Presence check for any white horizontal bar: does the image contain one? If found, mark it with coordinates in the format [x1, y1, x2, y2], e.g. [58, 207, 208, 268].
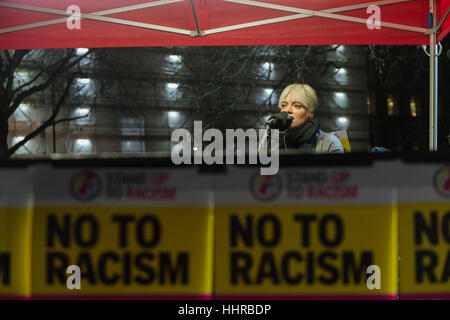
[0, 0, 191, 35]
[0, 17, 67, 34]
[204, 13, 307, 35]
[219, 0, 428, 34]
[81, 12, 192, 35]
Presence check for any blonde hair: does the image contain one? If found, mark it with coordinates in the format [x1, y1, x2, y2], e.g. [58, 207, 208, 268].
[278, 83, 318, 113]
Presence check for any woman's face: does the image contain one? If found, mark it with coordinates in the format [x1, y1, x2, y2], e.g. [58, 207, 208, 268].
[280, 93, 313, 131]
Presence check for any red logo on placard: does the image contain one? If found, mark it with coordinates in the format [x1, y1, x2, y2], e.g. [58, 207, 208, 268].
[434, 167, 450, 197]
[70, 171, 102, 201]
[250, 173, 282, 201]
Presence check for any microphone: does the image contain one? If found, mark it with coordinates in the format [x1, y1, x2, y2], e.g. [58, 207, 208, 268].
[266, 112, 293, 130]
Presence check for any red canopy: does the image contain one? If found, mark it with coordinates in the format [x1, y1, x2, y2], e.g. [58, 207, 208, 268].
[439, 0, 450, 41]
[0, 0, 448, 49]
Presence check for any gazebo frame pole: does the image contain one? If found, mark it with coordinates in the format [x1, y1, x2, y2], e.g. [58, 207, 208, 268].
[429, 0, 438, 151]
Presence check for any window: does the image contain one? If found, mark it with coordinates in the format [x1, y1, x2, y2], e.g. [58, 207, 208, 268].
[165, 82, 181, 100]
[258, 88, 276, 104]
[167, 55, 182, 63]
[387, 95, 396, 116]
[13, 70, 31, 89]
[335, 116, 350, 130]
[12, 136, 37, 155]
[334, 92, 348, 108]
[76, 48, 89, 55]
[73, 106, 95, 125]
[334, 67, 347, 84]
[14, 103, 36, 122]
[76, 77, 95, 96]
[409, 97, 417, 117]
[73, 139, 93, 154]
[75, 48, 92, 66]
[260, 62, 275, 79]
[167, 83, 179, 89]
[262, 62, 274, 70]
[164, 55, 182, 73]
[120, 117, 145, 136]
[168, 111, 181, 128]
[367, 97, 372, 115]
[121, 140, 146, 153]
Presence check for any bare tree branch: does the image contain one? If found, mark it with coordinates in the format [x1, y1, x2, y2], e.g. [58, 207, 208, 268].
[5, 50, 29, 96]
[13, 49, 92, 95]
[8, 75, 75, 156]
[7, 50, 91, 117]
[53, 114, 89, 126]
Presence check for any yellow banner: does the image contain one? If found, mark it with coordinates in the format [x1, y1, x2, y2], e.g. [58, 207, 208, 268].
[0, 208, 32, 298]
[331, 130, 351, 152]
[215, 205, 397, 299]
[32, 206, 213, 298]
[399, 203, 450, 299]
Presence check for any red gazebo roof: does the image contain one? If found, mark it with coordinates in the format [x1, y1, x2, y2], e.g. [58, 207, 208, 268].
[0, 0, 448, 50]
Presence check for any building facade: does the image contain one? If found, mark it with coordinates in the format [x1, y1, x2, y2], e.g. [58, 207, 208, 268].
[7, 45, 371, 157]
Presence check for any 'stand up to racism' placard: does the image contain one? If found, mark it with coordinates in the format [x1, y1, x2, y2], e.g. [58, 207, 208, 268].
[214, 165, 398, 299]
[31, 166, 213, 299]
[398, 164, 450, 299]
[0, 169, 33, 299]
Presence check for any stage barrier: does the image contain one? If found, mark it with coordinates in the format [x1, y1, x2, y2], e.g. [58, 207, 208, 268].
[0, 167, 33, 299]
[214, 164, 397, 299]
[396, 162, 450, 299]
[0, 155, 448, 299]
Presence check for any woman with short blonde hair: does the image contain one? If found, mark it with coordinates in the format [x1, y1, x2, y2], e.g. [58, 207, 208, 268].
[277, 83, 344, 153]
